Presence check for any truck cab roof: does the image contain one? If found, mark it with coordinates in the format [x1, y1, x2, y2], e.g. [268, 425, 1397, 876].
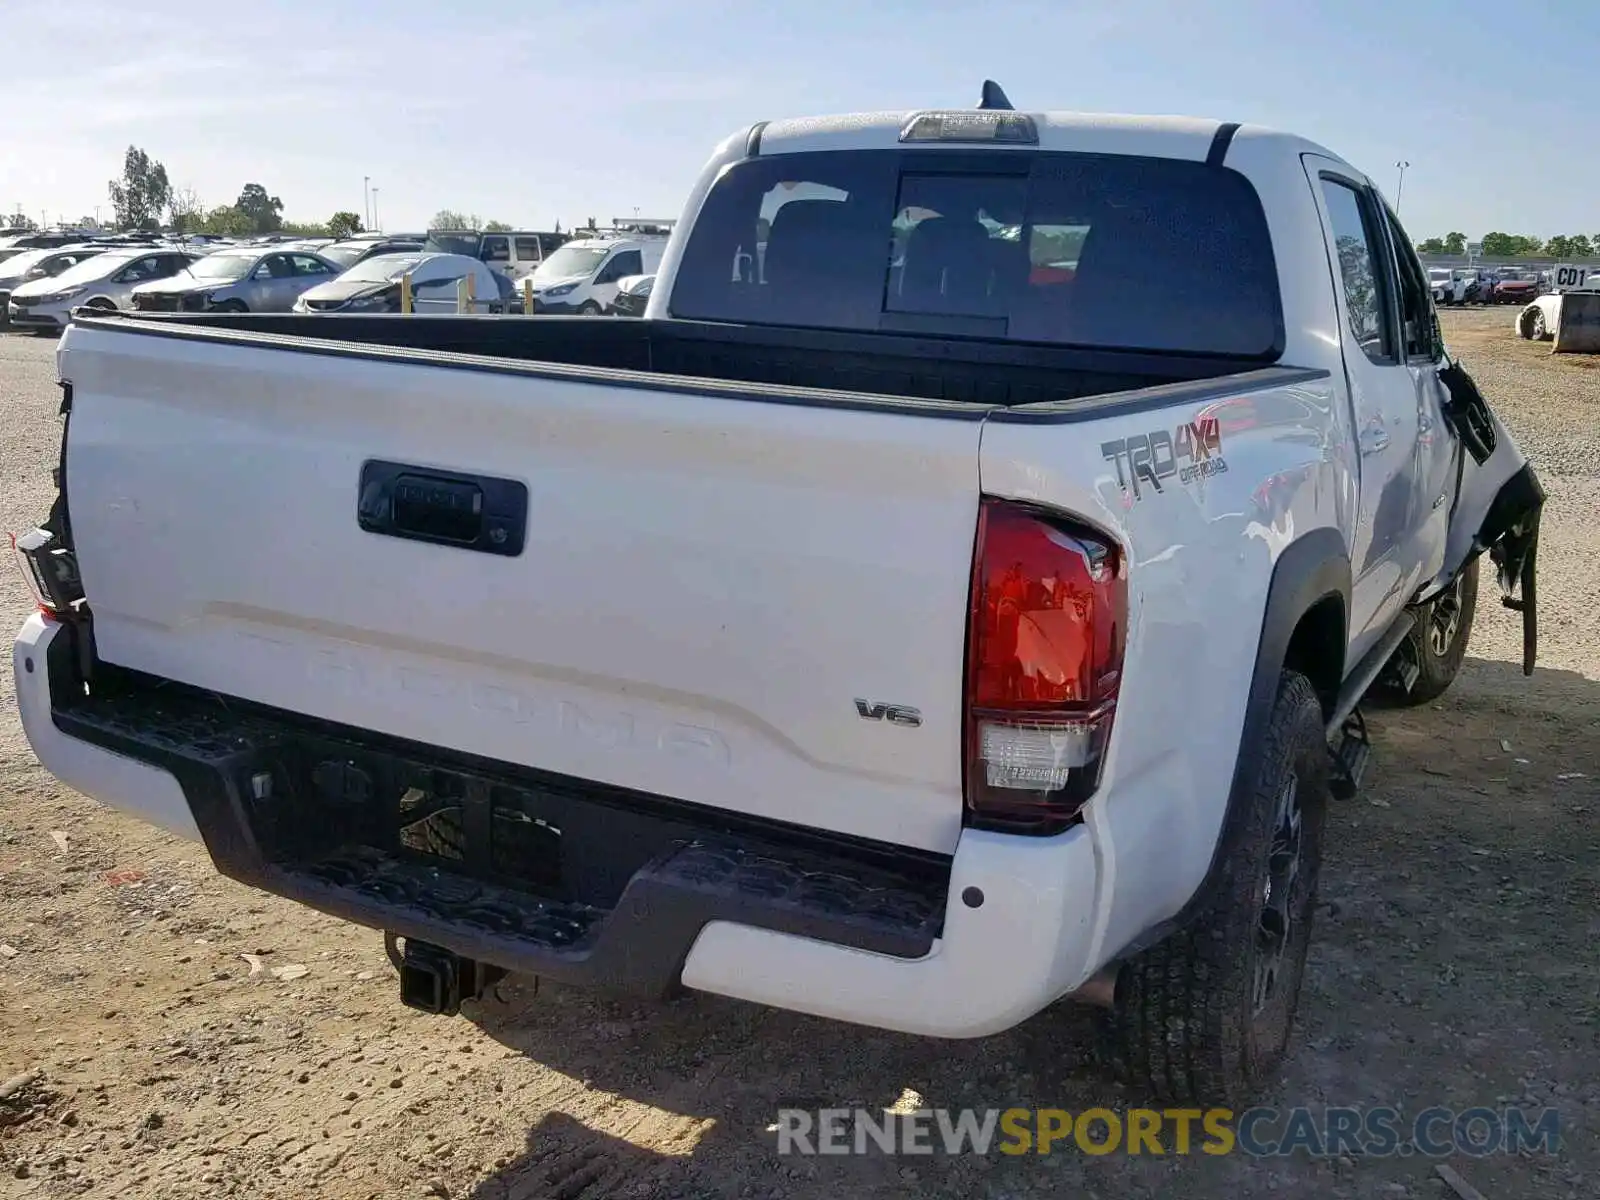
[753, 108, 1341, 169]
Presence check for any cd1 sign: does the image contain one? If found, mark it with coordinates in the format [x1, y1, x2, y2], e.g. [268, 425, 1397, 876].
[1553, 265, 1591, 290]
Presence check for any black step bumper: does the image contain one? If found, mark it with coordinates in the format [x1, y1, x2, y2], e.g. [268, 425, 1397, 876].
[48, 649, 948, 996]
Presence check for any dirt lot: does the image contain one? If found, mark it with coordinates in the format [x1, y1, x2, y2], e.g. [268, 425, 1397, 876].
[0, 309, 1596, 1199]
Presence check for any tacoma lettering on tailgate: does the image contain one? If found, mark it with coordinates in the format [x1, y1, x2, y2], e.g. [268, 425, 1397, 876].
[235, 633, 733, 767]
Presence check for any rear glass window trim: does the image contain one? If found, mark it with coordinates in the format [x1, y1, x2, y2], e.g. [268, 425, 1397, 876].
[670, 148, 1286, 361]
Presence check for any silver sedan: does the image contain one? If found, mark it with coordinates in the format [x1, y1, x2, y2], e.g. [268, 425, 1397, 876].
[130, 249, 342, 313]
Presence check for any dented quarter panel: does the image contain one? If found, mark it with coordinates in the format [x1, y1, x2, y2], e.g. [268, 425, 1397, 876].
[979, 368, 1351, 966]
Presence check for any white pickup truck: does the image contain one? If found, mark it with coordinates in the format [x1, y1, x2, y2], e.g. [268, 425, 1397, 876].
[13, 86, 1543, 1102]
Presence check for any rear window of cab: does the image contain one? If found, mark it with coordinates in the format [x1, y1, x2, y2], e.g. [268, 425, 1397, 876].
[670, 149, 1284, 359]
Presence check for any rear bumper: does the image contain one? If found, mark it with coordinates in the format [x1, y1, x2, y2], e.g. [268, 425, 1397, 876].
[14, 614, 1103, 1037]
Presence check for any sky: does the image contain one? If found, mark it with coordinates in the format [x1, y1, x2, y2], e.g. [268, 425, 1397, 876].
[6, 0, 1597, 240]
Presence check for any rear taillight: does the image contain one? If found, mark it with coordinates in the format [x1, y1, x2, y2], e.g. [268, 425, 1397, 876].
[11, 528, 83, 618]
[964, 499, 1127, 834]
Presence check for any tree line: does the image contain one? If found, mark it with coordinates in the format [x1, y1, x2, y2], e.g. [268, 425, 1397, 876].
[95, 145, 366, 239]
[92, 146, 544, 238]
[1416, 230, 1600, 258]
[428, 211, 516, 233]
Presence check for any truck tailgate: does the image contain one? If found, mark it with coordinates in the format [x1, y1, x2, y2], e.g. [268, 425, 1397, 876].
[58, 326, 984, 853]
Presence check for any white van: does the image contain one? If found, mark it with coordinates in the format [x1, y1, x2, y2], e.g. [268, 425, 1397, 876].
[525, 235, 669, 315]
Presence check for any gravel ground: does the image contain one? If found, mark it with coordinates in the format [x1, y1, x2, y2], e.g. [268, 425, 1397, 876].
[0, 310, 1596, 1200]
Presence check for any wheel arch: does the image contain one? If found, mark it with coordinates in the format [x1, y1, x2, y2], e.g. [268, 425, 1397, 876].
[1282, 592, 1347, 721]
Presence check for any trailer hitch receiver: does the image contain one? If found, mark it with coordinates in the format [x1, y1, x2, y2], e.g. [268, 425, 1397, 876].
[390, 935, 505, 1017]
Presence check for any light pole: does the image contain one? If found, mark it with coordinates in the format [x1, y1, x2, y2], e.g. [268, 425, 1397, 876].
[371, 187, 380, 232]
[363, 176, 370, 229]
[1394, 161, 1410, 216]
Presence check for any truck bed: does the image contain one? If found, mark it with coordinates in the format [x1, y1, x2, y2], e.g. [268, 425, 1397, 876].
[79, 310, 1283, 415]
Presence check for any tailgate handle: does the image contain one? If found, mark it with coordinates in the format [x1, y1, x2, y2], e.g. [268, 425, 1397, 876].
[358, 460, 527, 557]
[393, 475, 483, 542]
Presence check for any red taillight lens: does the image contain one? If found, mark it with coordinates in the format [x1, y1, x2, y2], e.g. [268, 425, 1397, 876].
[964, 499, 1127, 834]
[11, 527, 83, 618]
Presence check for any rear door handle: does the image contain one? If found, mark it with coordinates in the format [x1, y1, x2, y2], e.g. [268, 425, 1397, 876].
[358, 460, 527, 556]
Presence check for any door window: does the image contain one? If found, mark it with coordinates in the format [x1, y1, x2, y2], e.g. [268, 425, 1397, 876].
[480, 236, 510, 263]
[1319, 179, 1396, 364]
[1380, 204, 1438, 361]
[595, 250, 642, 284]
[291, 254, 333, 277]
[113, 257, 162, 284]
[514, 236, 544, 262]
[254, 255, 294, 280]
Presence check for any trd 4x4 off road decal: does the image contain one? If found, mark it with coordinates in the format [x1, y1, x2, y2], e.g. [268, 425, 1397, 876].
[1101, 416, 1227, 500]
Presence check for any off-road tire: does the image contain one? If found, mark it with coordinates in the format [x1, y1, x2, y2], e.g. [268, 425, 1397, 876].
[1105, 670, 1328, 1105]
[1383, 556, 1479, 706]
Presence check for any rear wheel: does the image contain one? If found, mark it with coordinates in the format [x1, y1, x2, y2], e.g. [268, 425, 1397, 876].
[1106, 670, 1327, 1104]
[84, 298, 116, 310]
[579, 301, 602, 316]
[217, 300, 248, 313]
[1382, 557, 1479, 706]
[1531, 308, 1548, 340]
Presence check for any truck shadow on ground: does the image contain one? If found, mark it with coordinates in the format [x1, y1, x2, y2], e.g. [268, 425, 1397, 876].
[460, 985, 1119, 1199]
[454, 654, 1600, 1200]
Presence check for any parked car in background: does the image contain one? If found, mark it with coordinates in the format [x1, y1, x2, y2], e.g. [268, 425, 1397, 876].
[1517, 270, 1600, 339]
[1427, 268, 1453, 305]
[1491, 270, 1538, 306]
[319, 239, 426, 270]
[291, 252, 503, 314]
[7, 246, 198, 331]
[0, 230, 87, 256]
[1433, 268, 1478, 305]
[424, 229, 568, 280]
[609, 273, 654, 317]
[131, 248, 340, 313]
[0, 245, 109, 326]
[524, 234, 669, 314]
